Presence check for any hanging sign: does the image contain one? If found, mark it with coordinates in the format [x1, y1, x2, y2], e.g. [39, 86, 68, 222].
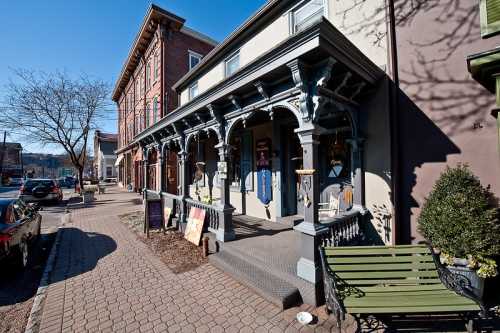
[256, 139, 272, 205]
[184, 207, 206, 245]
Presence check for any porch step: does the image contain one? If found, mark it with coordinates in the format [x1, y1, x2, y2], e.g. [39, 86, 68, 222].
[209, 250, 301, 310]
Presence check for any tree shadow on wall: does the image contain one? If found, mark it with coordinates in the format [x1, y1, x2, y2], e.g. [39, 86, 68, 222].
[396, 89, 461, 243]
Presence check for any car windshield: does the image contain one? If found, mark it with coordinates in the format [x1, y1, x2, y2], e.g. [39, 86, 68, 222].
[25, 180, 54, 189]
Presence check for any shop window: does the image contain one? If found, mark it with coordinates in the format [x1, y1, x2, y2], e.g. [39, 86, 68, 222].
[240, 131, 253, 191]
[481, 0, 500, 38]
[291, 0, 325, 33]
[229, 136, 241, 187]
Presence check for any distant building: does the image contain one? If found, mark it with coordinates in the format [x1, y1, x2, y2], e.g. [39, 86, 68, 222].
[23, 153, 73, 179]
[93, 131, 118, 181]
[0, 142, 23, 185]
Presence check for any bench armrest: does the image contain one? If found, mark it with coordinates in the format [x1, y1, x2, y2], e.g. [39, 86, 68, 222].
[318, 246, 346, 322]
[421, 241, 488, 316]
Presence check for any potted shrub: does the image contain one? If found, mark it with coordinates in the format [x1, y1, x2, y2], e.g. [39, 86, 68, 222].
[82, 185, 98, 204]
[418, 164, 500, 300]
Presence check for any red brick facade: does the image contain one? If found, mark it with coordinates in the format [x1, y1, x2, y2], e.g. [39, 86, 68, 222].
[113, 5, 216, 190]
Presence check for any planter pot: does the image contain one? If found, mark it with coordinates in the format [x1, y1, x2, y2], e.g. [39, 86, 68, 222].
[83, 192, 95, 204]
[447, 265, 485, 300]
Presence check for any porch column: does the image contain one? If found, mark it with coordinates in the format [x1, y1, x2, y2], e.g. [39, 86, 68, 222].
[294, 124, 328, 306]
[214, 142, 236, 242]
[178, 144, 189, 227]
[157, 143, 165, 193]
[142, 146, 149, 198]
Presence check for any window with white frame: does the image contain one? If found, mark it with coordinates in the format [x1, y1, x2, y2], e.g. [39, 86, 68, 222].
[146, 63, 151, 90]
[154, 51, 160, 80]
[225, 51, 240, 77]
[291, 0, 325, 33]
[189, 51, 202, 70]
[189, 82, 199, 101]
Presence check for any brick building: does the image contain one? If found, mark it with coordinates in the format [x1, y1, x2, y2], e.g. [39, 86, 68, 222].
[113, 4, 216, 191]
[0, 142, 23, 185]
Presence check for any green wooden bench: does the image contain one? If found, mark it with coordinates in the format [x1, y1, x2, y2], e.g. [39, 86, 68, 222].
[319, 244, 486, 332]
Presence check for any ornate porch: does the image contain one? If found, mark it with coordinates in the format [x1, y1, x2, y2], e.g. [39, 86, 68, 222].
[136, 19, 385, 305]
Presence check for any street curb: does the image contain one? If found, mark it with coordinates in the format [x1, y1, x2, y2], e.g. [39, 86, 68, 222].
[24, 212, 70, 333]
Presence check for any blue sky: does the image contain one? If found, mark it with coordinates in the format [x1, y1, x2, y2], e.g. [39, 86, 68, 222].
[0, 0, 266, 154]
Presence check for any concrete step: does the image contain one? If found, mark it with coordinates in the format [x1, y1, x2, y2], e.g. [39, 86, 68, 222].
[209, 250, 301, 310]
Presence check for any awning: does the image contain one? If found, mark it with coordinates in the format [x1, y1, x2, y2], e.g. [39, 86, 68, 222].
[115, 154, 125, 166]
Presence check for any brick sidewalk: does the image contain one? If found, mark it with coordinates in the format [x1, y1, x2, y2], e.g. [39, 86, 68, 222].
[37, 188, 353, 333]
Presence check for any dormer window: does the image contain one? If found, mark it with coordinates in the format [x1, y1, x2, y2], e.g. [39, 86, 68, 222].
[291, 0, 325, 33]
[189, 51, 202, 70]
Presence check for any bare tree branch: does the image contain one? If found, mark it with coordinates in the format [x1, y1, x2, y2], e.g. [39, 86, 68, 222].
[1, 69, 109, 189]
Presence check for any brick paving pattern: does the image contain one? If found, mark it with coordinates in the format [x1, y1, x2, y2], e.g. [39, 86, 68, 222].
[38, 188, 354, 332]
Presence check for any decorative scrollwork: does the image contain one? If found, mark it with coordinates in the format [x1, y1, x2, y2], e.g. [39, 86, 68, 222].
[425, 243, 488, 316]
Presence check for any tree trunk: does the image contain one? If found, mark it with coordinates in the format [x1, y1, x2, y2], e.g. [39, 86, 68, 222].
[78, 167, 84, 193]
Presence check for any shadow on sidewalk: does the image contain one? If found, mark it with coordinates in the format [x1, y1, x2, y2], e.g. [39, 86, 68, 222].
[46, 228, 117, 286]
[0, 233, 57, 307]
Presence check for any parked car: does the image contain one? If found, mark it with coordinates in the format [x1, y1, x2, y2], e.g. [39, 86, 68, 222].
[0, 199, 42, 268]
[8, 178, 24, 187]
[19, 179, 63, 204]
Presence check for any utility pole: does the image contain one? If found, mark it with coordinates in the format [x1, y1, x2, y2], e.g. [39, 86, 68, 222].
[0, 131, 6, 186]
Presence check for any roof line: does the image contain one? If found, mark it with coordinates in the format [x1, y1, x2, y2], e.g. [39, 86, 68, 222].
[112, 4, 218, 101]
[172, 0, 283, 91]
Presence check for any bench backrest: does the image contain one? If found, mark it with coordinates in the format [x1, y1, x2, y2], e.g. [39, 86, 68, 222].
[322, 245, 441, 288]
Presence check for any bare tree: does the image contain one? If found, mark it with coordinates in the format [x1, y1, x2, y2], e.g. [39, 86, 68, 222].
[1, 69, 109, 190]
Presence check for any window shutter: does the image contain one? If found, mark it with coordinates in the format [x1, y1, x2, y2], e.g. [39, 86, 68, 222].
[240, 131, 253, 192]
[481, 0, 500, 38]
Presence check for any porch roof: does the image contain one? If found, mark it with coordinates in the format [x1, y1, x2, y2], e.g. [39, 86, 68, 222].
[467, 47, 500, 93]
[134, 18, 385, 145]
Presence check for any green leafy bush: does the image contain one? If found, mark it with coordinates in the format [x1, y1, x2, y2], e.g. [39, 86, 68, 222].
[418, 164, 500, 259]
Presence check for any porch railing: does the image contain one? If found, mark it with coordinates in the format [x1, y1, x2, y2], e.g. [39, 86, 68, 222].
[319, 210, 364, 247]
[161, 192, 181, 219]
[185, 198, 221, 232]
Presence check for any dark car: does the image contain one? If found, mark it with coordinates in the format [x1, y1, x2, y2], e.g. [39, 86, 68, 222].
[19, 179, 63, 204]
[0, 199, 42, 268]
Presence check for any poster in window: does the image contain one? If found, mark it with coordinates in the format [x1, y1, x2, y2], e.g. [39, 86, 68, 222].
[146, 199, 163, 230]
[184, 207, 206, 245]
[256, 138, 272, 205]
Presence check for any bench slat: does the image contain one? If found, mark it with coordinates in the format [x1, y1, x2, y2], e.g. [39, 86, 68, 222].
[325, 247, 430, 255]
[345, 278, 442, 285]
[337, 270, 438, 279]
[328, 255, 434, 264]
[347, 304, 480, 314]
[357, 284, 448, 293]
[344, 294, 477, 307]
[330, 262, 437, 271]
[360, 289, 456, 297]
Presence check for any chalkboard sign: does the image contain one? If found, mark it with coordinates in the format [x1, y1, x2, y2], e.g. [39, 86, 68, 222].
[146, 199, 163, 236]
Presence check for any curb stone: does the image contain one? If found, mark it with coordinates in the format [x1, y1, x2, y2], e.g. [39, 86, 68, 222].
[24, 211, 71, 333]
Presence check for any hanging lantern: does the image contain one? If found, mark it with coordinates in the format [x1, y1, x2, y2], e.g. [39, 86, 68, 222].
[194, 135, 205, 181]
[328, 131, 346, 178]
